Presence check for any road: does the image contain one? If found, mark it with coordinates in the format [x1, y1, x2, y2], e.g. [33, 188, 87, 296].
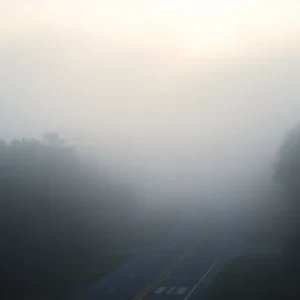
[68, 210, 246, 300]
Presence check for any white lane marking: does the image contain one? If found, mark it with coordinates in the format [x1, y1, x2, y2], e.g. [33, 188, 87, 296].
[176, 287, 188, 295]
[108, 288, 114, 293]
[184, 256, 220, 300]
[155, 287, 166, 294]
[166, 287, 176, 294]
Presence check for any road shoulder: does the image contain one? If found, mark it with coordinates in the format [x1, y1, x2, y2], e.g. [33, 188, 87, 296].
[204, 252, 290, 300]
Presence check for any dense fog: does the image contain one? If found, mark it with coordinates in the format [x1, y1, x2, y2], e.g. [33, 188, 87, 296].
[1, 1, 300, 299]
[2, 29, 300, 208]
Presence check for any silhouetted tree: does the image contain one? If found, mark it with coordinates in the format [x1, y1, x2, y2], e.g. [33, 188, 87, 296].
[0, 133, 138, 299]
[0, 132, 177, 299]
[274, 123, 300, 283]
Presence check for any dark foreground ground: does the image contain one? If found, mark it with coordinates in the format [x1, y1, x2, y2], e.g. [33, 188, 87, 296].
[205, 252, 298, 300]
[3, 210, 179, 300]
[67, 209, 241, 300]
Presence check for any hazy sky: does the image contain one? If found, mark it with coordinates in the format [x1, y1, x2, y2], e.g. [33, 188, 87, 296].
[1, 1, 300, 205]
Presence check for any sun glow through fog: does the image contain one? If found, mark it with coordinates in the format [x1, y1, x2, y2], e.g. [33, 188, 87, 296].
[1, 0, 300, 204]
[1, 0, 300, 57]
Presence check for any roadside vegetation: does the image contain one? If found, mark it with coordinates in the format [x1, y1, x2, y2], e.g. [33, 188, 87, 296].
[206, 122, 300, 300]
[206, 254, 288, 300]
[0, 133, 179, 300]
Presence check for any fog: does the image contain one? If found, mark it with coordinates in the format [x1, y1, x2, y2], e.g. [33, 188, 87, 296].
[2, 1, 300, 299]
[1, 1, 300, 209]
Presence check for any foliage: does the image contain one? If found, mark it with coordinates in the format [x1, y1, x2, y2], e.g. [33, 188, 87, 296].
[275, 123, 300, 197]
[0, 134, 134, 299]
[0, 133, 178, 299]
[273, 123, 300, 279]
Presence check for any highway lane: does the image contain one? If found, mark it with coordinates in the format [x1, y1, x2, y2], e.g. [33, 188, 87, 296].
[68, 211, 236, 300]
[134, 244, 222, 300]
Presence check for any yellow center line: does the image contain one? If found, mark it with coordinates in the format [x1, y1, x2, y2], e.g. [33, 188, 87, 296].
[132, 244, 198, 300]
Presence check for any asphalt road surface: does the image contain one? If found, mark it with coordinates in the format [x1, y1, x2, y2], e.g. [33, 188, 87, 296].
[68, 210, 245, 300]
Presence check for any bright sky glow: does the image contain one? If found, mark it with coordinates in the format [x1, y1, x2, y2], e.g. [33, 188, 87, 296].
[1, 1, 300, 202]
[1, 0, 300, 55]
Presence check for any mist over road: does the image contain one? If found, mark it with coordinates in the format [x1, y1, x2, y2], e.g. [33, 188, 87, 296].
[1, 1, 300, 299]
[68, 209, 246, 300]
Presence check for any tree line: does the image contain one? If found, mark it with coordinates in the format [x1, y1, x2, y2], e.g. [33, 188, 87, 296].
[0, 133, 142, 299]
